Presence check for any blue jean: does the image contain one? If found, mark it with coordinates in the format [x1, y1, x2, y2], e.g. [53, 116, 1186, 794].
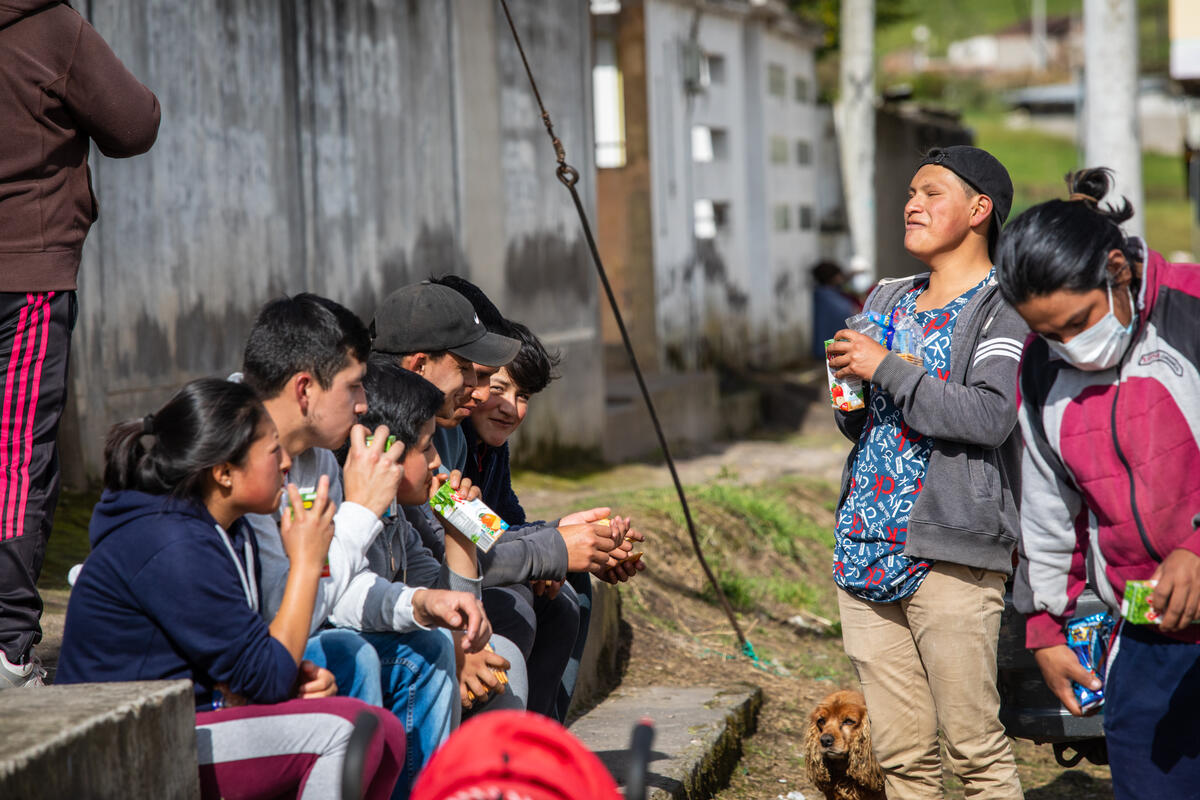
[361, 629, 455, 797]
[1104, 621, 1200, 800]
[304, 628, 384, 705]
[303, 627, 455, 799]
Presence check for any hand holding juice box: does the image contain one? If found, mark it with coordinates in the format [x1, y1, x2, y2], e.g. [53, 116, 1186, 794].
[430, 482, 509, 553]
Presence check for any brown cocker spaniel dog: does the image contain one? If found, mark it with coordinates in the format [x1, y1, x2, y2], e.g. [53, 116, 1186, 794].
[805, 689, 886, 800]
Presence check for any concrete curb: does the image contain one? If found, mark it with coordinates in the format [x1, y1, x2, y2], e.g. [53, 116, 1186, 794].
[569, 684, 763, 799]
[0, 680, 199, 799]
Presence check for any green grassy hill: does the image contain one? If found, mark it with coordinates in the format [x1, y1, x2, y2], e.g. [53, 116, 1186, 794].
[965, 111, 1192, 256]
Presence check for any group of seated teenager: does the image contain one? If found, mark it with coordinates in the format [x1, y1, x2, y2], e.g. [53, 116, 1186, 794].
[54, 279, 646, 800]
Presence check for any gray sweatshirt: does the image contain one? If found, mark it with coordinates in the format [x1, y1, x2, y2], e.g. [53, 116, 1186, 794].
[834, 273, 1029, 574]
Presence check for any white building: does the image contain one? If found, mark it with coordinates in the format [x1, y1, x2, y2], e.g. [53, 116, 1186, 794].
[592, 0, 824, 370]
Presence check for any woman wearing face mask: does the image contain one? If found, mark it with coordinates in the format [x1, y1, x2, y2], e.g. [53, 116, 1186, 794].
[996, 167, 1200, 798]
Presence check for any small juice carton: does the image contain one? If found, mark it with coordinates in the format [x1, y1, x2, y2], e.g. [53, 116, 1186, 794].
[364, 434, 397, 451]
[1064, 611, 1114, 713]
[825, 338, 865, 411]
[1121, 579, 1160, 624]
[430, 482, 510, 553]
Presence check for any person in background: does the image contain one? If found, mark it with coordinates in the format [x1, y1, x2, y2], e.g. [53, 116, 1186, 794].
[998, 168, 1200, 800]
[811, 261, 862, 362]
[0, 0, 160, 687]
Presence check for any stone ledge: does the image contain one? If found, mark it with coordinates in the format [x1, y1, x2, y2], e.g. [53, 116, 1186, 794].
[0, 680, 199, 800]
[569, 684, 763, 799]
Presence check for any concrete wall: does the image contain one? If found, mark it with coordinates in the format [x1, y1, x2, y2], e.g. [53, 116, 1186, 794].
[68, 0, 600, 478]
[0, 680, 198, 799]
[636, 0, 821, 371]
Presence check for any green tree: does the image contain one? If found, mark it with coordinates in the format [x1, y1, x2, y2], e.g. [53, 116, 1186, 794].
[789, 0, 913, 51]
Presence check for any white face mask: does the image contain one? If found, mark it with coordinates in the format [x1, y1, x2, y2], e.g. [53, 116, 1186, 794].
[1044, 283, 1136, 371]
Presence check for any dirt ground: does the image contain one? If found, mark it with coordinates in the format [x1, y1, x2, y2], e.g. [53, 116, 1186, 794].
[520, 417, 1114, 800]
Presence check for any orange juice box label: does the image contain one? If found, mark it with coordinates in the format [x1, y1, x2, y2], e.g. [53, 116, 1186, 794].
[430, 482, 510, 553]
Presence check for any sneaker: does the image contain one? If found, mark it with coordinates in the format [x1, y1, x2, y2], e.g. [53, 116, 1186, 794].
[0, 650, 46, 688]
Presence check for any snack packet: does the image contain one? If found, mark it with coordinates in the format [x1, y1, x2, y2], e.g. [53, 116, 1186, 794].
[430, 482, 510, 553]
[888, 311, 925, 366]
[1064, 612, 1114, 714]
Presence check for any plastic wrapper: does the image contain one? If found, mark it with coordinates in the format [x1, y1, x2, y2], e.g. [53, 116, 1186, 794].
[888, 311, 925, 366]
[1064, 612, 1114, 714]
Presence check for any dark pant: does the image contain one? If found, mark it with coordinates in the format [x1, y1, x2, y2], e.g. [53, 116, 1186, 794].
[0, 291, 74, 664]
[1104, 621, 1200, 799]
[482, 580, 581, 721]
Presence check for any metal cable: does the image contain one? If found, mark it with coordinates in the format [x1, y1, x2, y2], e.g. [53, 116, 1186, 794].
[496, 0, 747, 649]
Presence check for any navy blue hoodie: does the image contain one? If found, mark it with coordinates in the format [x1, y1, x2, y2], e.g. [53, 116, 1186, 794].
[56, 490, 297, 707]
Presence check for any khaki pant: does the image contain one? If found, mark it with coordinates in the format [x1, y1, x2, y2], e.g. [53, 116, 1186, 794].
[837, 562, 1024, 800]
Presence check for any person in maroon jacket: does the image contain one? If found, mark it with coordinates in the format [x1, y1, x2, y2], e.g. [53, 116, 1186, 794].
[0, 0, 160, 687]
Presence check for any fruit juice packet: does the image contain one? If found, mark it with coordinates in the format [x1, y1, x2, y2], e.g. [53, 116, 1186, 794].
[826, 338, 865, 411]
[430, 482, 510, 553]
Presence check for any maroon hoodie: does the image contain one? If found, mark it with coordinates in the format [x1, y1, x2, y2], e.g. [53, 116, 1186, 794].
[0, 0, 159, 291]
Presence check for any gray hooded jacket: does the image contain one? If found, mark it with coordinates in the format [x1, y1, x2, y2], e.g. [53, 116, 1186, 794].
[834, 273, 1029, 574]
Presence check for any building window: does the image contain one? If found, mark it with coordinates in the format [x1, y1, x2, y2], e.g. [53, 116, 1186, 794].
[593, 29, 626, 168]
[701, 53, 726, 87]
[767, 63, 786, 97]
[769, 136, 789, 164]
[773, 204, 791, 231]
[692, 126, 729, 163]
[795, 140, 812, 165]
[798, 205, 814, 230]
[695, 199, 730, 239]
[793, 75, 810, 102]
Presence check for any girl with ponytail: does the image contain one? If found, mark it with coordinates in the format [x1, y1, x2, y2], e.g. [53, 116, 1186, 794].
[996, 169, 1200, 798]
[57, 378, 405, 799]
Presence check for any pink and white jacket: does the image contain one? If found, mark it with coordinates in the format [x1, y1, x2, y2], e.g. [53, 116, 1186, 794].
[1014, 247, 1200, 649]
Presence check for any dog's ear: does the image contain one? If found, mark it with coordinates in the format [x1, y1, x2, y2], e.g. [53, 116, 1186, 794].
[846, 710, 885, 792]
[804, 712, 832, 789]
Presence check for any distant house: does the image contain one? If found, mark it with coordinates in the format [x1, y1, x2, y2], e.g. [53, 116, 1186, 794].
[591, 0, 824, 371]
[946, 15, 1081, 75]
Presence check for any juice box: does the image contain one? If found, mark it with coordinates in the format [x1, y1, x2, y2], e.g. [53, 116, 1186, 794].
[430, 482, 510, 553]
[1121, 579, 1160, 624]
[1118, 579, 1200, 625]
[364, 434, 397, 451]
[825, 339, 865, 411]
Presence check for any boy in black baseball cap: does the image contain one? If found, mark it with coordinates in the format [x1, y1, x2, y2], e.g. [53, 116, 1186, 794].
[372, 282, 520, 471]
[824, 146, 1027, 798]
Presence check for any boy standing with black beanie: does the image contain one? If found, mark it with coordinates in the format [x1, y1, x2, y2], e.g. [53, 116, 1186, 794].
[825, 146, 1027, 799]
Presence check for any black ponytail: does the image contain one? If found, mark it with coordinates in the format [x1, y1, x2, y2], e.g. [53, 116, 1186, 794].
[995, 167, 1141, 306]
[103, 378, 267, 503]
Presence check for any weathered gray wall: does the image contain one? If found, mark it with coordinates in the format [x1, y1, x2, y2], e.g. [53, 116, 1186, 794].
[69, 0, 601, 477]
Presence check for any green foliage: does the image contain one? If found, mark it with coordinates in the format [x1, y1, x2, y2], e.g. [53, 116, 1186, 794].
[790, 0, 913, 52]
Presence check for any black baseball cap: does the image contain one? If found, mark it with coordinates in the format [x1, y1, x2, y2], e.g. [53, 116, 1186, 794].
[371, 282, 520, 366]
[918, 146, 1013, 250]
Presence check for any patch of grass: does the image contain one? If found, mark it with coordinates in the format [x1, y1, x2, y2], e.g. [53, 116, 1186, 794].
[40, 489, 99, 590]
[700, 570, 760, 613]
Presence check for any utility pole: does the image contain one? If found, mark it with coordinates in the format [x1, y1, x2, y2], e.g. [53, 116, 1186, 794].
[837, 0, 875, 278]
[1032, 0, 1047, 74]
[1082, 0, 1144, 237]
